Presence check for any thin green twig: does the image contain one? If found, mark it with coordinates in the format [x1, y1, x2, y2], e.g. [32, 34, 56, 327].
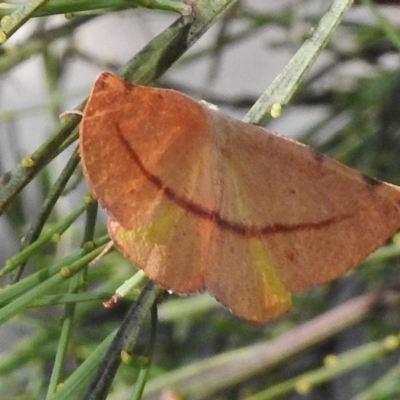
[0, 0, 50, 44]
[354, 359, 400, 400]
[46, 199, 99, 398]
[121, 0, 237, 84]
[2, 200, 93, 277]
[48, 331, 117, 400]
[246, 334, 400, 400]
[243, 0, 355, 125]
[132, 303, 158, 400]
[80, 282, 161, 400]
[13, 148, 80, 282]
[0, 241, 108, 325]
[0, 113, 82, 217]
[0, 0, 192, 18]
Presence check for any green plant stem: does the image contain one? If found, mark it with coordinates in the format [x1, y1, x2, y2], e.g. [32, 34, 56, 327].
[165, 12, 288, 73]
[0, 0, 191, 18]
[48, 331, 116, 400]
[354, 359, 400, 400]
[46, 275, 80, 399]
[29, 292, 119, 307]
[243, 0, 355, 125]
[143, 291, 385, 398]
[0, 112, 82, 217]
[2, 201, 91, 277]
[132, 303, 158, 400]
[46, 200, 99, 398]
[0, 0, 50, 44]
[121, 0, 237, 85]
[80, 198, 99, 282]
[21, 148, 80, 249]
[0, 241, 108, 325]
[82, 282, 160, 400]
[14, 148, 80, 282]
[247, 334, 400, 400]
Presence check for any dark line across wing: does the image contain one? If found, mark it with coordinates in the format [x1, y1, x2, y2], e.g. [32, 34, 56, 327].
[116, 130, 349, 237]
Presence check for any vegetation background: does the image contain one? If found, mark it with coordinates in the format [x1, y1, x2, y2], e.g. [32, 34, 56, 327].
[1, 0, 400, 399]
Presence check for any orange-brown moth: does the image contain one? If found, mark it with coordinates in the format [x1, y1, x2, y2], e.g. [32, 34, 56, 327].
[79, 72, 400, 323]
